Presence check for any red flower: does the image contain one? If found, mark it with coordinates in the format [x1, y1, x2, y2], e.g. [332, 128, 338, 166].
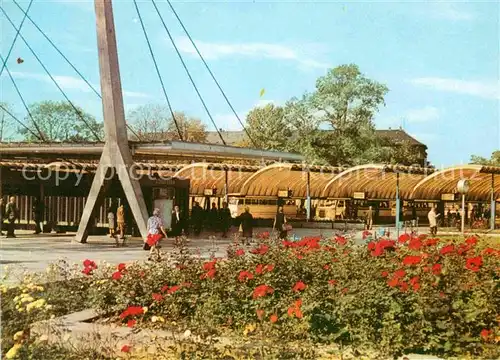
[83, 259, 96, 268]
[369, 240, 395, 257]
[412, 282, 421, 291]
[127, 319, 136, 328]
[82, 267, 93, 276]
[362, 230, 372, 240]
[266, 264, 275, 272]
[381, 271, 389, 277]
[293, 281, 307, 292]
[432, 263, 442, 275]
[328, 279, 337, 286]
[287, 299, 303, 319]
[203, 260, 217, 271]
[367, 242, 376, 251]
[424, 238, 439, 246]
[482, 247, 500, 256]
[258, 231, 270, 239]
[457, 243, 472, 255]
[394, 269, 406, 278]
[121, 345, 131, 353]
[112, 271, 122, 280]
[251, 244, 269, 255]
[439, 292, 445, 298]
[465, 236, 478, 246]
[465, 256, 482, 272]
[440, 244, 455, 255]
[270, 314, 278, 323]
[161, 285, 169, 292]
[398, 233, 410, 243]
[238, 270, 254, 282]
[119, 306, 144, 319]
[167, 285, 180, 294]
[117, 263, 126, 272]
[255, 264, 264, 275]
[256, 309, 264, 320]
[399, 281, 409, 292]
[323, 264, 330, 270]
[335, 236, 347, 246]
[402, 255, 422, 266]
[139, 271, 145, 278]
[387, 278, 399, 287]
[235, 249, 245, 257]
[480, 329, 492, 341]
[152, 293, 163, 302]
[341, 287, 348, 294]
[408, 238, 423, 250]
[252, 284, 274, 299]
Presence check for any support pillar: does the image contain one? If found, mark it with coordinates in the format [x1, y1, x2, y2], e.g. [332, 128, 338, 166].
[491, 174, 496, 230]
[306, 169, 311, 222]
[224, 168, 228, 204]
[395, 172, 400, 240]
[75, 0, 148, 243]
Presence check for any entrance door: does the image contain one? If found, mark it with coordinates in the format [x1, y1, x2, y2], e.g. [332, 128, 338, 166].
[154, 199, 173, 229]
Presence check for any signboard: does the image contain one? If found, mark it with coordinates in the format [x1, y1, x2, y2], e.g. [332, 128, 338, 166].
[204, 188, 216, 196]
[278, 190, 289, 198]
[441, 193, 456, 201]
[353, 192, 365, 200]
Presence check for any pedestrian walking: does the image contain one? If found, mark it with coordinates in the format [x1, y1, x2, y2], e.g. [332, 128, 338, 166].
[116, 204, 126, 240]
[273, 206, 288, 239]
[219, 202, 232, 238]
[145, 208, 168, 261]
[32, 198, 44, 234]
[238, 207, 253, 245]
[365, 206, 374, 230]
[5, 196, 19, 238]
[428, 207, 440, 236]
[170, 205, 185, 245]
[191, 201, 203, 236]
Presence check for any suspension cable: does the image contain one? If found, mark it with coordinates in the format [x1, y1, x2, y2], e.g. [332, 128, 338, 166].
[8, 1, 143, 142]
[0, 103, 43, 141]
[151, 0, 226, 145]
[164, 0, 257, 148]
[0, 0, 33, 78]
[0, 7, 102, 142]
[133, 0, 183, 141]
[0, 54, 46, 141]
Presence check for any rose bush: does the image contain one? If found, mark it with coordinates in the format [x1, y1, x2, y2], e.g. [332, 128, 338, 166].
[85, 234, 499, 359]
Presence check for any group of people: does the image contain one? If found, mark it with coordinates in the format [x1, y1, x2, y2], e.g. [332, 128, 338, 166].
[0, 196, 43, 238]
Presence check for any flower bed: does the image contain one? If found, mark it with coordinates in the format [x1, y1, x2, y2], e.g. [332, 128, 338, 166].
[2, 234, 499, 359]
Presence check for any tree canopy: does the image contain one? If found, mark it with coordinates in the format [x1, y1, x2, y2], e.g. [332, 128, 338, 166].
[127, 104, 207, 142]
[20, 101, 103, 142]
[470, 151, 500, 166]
[243, 64, 423, 166]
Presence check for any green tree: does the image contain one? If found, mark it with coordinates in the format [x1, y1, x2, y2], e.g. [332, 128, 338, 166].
[21, 101, 103, 142]
[166, 111, 207, 143]
[470, 151, 500, 166]
[0, 103, 17, 142]
[245, 103, 292, 150]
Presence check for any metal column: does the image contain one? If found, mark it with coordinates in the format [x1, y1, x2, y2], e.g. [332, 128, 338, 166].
[491, 173, 496, 230]
[395, 172, 400, 239]
[306, 169, 311, 222]
[224, 168, 229, 204]
[461, 194, 466, 234]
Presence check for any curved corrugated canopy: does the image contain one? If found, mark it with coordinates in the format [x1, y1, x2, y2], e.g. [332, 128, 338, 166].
[239, 163, 343, 198]
[322, 164, 432, 199]
[410, 164, 500, 201]
[173, 162, 259, 196]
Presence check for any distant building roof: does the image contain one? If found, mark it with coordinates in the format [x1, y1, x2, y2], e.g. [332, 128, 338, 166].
[206, 129, 427, 148]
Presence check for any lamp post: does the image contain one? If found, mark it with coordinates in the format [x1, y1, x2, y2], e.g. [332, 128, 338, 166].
[457, 179, 470, 234]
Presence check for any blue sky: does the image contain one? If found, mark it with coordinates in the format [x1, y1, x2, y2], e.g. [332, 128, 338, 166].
[1, 0, 499, 166]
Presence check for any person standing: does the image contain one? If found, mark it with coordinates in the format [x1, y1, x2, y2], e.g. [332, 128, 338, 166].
[219, 202, 232, 238]
[5, 196, 19, 238]
[273, 206, 288, 239]
[365, 206, 374, 230]
[191, 201, 203, 236]
[209, 202, 219, 233]
[0, 198, 4, 236]
[32, 198, 44, 234]
[238, 207, 253, 245]
[116, 204, 126, 240]
[146, 208, 168, 261]
[428, 207, 440, 236]
[107, 210, 115, 238]
[170, 205, 185, 245]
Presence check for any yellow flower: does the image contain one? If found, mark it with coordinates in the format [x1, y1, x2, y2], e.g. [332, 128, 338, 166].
[5, 344, 21, 359]
[151, 316, 164, 323]
[26, 299, 46, 312]
[243, 323, 256, 336]
[142, 307, 148, 314]
[13, 331, 24, 341]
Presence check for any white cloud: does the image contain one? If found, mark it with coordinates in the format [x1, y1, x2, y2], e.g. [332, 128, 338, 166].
[8, 72, 151, 99]
[174, 36, 330, 70]
[406, 106, 440, 123]
[431, 1, 476, 21]
[410, 77, 500, 100]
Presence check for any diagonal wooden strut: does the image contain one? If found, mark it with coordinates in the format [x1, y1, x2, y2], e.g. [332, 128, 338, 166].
[75, 0, 148, 243]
